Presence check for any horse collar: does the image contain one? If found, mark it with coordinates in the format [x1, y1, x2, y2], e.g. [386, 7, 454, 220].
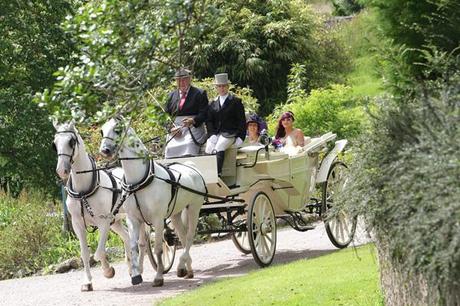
[66, 156, 100, 199]
[121, 160, 155, 194]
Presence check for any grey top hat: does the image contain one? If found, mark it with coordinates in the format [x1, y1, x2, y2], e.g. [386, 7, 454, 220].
[214, 73, 230, 85]
[174, 68, 192, 78]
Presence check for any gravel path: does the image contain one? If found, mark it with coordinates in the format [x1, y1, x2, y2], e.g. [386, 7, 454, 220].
[0, 222, 370, 306]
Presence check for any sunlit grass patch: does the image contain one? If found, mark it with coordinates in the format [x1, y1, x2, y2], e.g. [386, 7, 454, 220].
[158, 244, 383, 306]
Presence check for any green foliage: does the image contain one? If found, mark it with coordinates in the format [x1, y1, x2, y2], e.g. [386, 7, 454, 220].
[305, 23, 352, 94]
[0, 0, 74, 196]
[332, 0, 363, 16]
[336, 11, 384, 97]
[36, 0, 181, 123]
[0, 191, 61, 279]
[361, 0, 460, 77]
[37, 0, 352, 127]
[193, 0, 351, 115]
[341, 51, 460, 304]
[0, 89, 58, 196]
[267, 71, 368, 140]
[0, 191, 124, 279]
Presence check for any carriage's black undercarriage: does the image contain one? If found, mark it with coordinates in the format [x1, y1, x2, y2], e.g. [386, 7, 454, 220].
[195, 197, 323, 236]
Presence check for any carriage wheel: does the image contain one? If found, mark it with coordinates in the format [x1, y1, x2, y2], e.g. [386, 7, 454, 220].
[322, 161, 357, 248]
[146, 221, 176, 274]
[248, 192, 277, 267]
[232, 231, 251, 254]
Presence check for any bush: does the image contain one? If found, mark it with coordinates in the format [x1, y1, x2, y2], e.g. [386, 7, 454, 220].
[267, 76, 368, 141]
[0, 191, 61, 279]
[0, 191, 124, 279]
[341, 51, 460, 305]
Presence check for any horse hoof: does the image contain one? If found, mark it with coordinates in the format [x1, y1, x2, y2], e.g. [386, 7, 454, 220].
[104, 266, 115, 278]
[131, 274, 143, 285]
[185, 271, 194, 279]
[152, 278, 164, 287]
[81, 283, 93, 292]
[177, 268, 187, 278]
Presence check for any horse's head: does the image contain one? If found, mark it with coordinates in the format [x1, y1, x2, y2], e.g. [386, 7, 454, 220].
[53, 121, 80, 180]
[99, 117, 125, 158]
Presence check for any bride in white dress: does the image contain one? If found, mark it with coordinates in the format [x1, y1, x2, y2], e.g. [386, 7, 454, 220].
[273, 111, 306, 156]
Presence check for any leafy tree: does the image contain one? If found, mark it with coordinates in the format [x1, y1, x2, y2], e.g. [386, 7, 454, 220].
[192, 0, 350, 115]
[361, 0, 460, 77]
[0, 0, 74, 195]
[37, 0, 215, 123]
[39, 0, 350, 122]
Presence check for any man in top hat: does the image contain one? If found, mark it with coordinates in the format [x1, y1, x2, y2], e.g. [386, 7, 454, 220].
[165, 68, 209, 158]
[205, 73, 246, 175]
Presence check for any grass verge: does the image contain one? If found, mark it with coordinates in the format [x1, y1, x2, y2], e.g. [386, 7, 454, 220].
[158, 244, 383, 306]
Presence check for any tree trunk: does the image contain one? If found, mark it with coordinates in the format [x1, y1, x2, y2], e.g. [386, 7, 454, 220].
[376, 241, 450, 306]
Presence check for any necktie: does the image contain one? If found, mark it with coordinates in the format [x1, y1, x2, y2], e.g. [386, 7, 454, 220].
[179, 91, 186, 111]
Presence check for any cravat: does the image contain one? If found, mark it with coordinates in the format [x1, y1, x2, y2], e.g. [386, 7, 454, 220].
[179, 91, 186, 111]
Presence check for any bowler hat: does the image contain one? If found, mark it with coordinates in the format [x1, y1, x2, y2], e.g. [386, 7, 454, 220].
[214, 73, 230, 85]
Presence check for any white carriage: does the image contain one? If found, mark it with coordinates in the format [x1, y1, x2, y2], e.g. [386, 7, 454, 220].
[152, 132, 357, 270]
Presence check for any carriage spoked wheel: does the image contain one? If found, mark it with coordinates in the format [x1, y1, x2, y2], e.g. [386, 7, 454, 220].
[146, 221, 176, 274]
[247, 192, 277, 267]
[322, 161, 357, 248]
[232, 231, 251, 254]
[231, 212, 251, 254]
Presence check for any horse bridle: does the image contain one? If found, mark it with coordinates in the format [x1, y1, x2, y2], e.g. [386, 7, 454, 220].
[54, 131, 80, 164]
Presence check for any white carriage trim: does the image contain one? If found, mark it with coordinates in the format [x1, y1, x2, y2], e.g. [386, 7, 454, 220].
[316, 139, 348, 183]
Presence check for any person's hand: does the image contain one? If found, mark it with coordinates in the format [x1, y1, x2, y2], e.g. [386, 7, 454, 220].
[181, 117, 195, 127]
[170, 126, 182, 137]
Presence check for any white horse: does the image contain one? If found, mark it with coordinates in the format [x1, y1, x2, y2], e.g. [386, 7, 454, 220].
[99, 117, 206, 287]
[53, 121, 145, 291]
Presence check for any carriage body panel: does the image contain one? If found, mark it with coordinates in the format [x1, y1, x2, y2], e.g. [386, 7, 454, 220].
[162, 132, 341, 213]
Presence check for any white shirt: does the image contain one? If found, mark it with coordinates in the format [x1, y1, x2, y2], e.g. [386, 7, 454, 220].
[218, 94, 229, 108]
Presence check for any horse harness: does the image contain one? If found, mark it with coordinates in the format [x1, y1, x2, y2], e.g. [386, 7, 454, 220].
[118, 160, 208, 226]
[54, 130, 80, 164]
[65, 155, 120, 230]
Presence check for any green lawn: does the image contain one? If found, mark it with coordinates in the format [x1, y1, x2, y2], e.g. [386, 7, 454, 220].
[157, 244, 383, 306]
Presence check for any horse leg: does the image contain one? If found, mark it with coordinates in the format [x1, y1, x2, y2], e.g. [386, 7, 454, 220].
[94, 222, 115, 278]
[110, 220, 132, 276]
[152, 219, 165, 287]
[182, 204, 201, 279]
[72, 217, 93, 291]
[126, 217, 143, 285]
[170, 212, 188, 278]
[138, 222, 147, 275]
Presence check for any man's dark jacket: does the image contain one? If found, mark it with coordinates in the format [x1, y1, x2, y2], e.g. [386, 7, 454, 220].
[166, 86, 208, 127]
[207, 94, 246, 141]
